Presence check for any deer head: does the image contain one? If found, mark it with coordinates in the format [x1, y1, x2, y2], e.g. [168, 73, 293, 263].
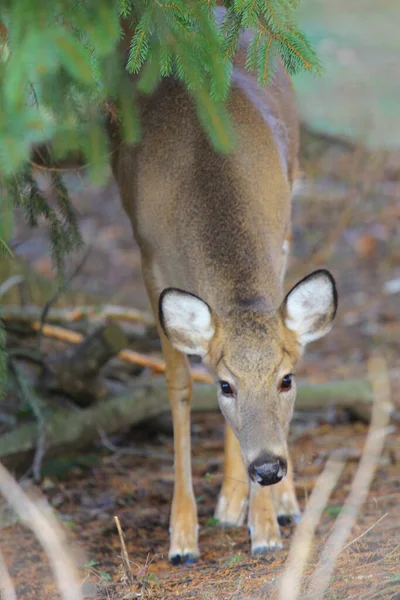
[159, 269, 337, 486]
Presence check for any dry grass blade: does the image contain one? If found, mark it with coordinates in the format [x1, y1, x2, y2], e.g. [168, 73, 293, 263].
[0, 464, 83, 600]
[0, 546, 17, 600]
[342, 511, 388, 550]
[306, 355, 393, 599]
[278, 455, 346, 600]
[114, 515, 134, 585]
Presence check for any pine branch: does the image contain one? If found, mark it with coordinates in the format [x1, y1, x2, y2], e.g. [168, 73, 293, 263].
[0, 0, 322, 397]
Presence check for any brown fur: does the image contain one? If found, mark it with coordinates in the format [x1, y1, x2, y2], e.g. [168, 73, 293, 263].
[108, 10, 304, 559]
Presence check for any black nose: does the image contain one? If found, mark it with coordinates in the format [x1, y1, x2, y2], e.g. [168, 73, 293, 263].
[248, 454, 287, 486]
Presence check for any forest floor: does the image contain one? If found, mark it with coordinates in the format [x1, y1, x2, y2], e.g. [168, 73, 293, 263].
[1, 129, 399, 599]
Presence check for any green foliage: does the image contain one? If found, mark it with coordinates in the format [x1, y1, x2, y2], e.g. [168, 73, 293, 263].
[0, 0, 319, 179]
[325, 505, 343, 517]
[223, 553, 243, 566]
[0, 0, 321, 396]
[5, 168, 83, 280]
[84, 560, 112, 581]
[205, 517, 220, 527]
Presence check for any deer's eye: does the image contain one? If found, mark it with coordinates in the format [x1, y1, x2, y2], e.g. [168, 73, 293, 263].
[280, 374, 293, 392]
[220, 381, 234, 396]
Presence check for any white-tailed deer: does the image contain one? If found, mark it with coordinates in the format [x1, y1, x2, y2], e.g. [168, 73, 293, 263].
[108, 9, 338, 564]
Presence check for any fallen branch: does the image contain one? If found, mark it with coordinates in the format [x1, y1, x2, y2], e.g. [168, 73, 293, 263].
[0, 463, 83, 600]
[7, 315, 398, 397]
[9, 320, 212, 384]
[289, 378, 376, 422]
[39, 323, 128, 406]
[306, 355, 393, 599]
[279, 455, 346, 600]
[0, 304, 154, 327]
[0, 380, 215, 468]
[0, 374, 389, 469]
[0, 546, 16, 600]
[1, 304, 159, 351]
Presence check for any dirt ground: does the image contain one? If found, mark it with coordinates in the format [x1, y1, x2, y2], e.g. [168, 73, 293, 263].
[1, 129, 400, 599]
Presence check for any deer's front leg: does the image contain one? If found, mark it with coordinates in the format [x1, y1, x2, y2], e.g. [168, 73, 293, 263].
[248, 482, 282, 554]
[142, 265, 199, 565]
[271, 455, 301, 525]
[215, 424, 249, 526]
[162, 339, 199, 565]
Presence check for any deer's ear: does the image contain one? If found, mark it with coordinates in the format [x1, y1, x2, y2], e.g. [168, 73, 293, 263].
[159, 288, 216, 356]
[282, 270, 338, 347]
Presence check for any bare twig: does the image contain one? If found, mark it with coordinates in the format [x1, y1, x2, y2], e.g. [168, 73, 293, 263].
[0, 546, 17, 600]
[306, 355, 393, 599]
[278, 455, 346, 600]
[8, 360, 46, 483]
[0, 275, 25, 299]
[114, 516, 134, 585]
[0, 463, 83, 600]
[38, 245, 92, 354]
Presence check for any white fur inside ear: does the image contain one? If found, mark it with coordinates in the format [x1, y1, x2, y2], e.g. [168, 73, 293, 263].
[285, 272, 336, 346]
[161, 291, 215, 356]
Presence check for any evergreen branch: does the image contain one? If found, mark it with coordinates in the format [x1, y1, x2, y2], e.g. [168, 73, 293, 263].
[221, 10, 243, 60]
[286, 24, 323, 73]
[162, 3, 186, 12]
[262, 35, 273, 83]
[245, 28, 263, 72]
[50, 171, 82, 247]
[129, 28, 147, 71]
[37, 243, 92, 355]
[118, 0, 133, 18]
[258, 18, 312, 70]
[264, 0, 281, 28]
[0, 0, 322, 398]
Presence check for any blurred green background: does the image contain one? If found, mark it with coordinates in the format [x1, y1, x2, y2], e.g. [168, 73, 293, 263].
[294, 0, 398, 150]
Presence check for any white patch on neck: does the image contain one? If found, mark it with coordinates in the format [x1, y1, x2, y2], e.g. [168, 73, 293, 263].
[280, 239, 290, 284]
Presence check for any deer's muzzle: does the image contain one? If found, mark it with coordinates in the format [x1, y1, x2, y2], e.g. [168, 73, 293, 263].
[248, 453, 287, 486]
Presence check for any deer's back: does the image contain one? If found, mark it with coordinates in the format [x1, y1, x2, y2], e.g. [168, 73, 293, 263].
[109, 58, 298, 313]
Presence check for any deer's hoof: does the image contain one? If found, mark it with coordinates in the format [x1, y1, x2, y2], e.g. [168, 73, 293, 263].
[170, 552, 199, 566]
[251, 540, 283, 556]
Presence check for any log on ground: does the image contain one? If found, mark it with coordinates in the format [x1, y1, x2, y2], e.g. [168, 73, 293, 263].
[0, 375, 384, 470]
